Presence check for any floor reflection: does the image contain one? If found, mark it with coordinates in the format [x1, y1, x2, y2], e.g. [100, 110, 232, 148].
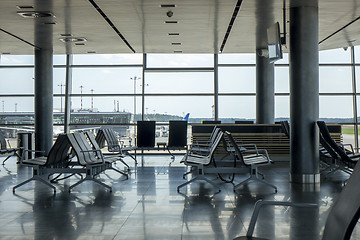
[0, 155, 358, 239]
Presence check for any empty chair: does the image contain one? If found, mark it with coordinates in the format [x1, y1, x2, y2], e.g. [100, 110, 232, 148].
[95, 128, 136, 166]
[177, 130, 224, 193]
[0, 131, 21, 165]
[85, 131, 128, 178]
[188, 126, 220, 154]
[225, 131, 277, 193]
[67, 132, 112, 192]
[317, 121, 358, 170]
[13, 133, 72, 193]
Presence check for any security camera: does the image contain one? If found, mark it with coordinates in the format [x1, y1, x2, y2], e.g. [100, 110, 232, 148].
[166, 11, 173, 18]
[257, 48, 269, 58]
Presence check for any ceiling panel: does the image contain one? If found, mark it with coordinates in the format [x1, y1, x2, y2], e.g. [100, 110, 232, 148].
[0, 0, 360, 55]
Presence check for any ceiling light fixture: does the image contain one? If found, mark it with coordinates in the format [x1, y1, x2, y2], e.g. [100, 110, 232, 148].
[161, 4, 176, 8]
[87, 51, 96, 54]
[171, 42, 181, 45]
[17, 11, 55, 18]
[165, 21, 178, 24]
[174, 50, 182, 53]
[59, 37, 87, 43]
[169, 33, 180, 36]
[16, 6, 34, 10]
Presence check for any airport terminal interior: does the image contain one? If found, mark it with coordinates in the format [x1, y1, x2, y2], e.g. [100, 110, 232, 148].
[1, 0, 360, 239]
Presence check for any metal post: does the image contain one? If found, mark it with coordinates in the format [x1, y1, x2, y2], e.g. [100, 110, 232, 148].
[64, 54, 73, 134]
[79, 85, 84, 110]
[142, 53, 146, 121]
[256, 53, 275, 124]
[90, 89, 94, 112]
[34, 48, 53, 156]
[214, 54, 219, 121]
[289, 0, 320, 183]
[351, 46, 359, 152]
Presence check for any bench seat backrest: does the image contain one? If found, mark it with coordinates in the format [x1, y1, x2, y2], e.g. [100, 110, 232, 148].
[68, 132, 103, 166]
[225, 131, 248, 167]
[0, 131, 7, 150]
[322, 161, 360, 239]
[96, 128, 121, 153]
[45, 133, 72, 166]
[317, 121, 356, 168]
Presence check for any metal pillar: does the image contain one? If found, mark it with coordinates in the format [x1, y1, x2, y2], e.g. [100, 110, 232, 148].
[34, 5, 54, 156]
[142, 53, 146, 121]
[214, 53, 219, 121]
[34, 49, 53, 156]
[256, 54, 275, 124]
[289, 0, 320, 183]
[255, 0, 275, 124]
[64, 54, 73, 134]
[351, 46, 359, 152]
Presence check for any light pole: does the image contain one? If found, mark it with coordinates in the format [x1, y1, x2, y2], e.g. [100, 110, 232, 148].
[15, 103, 18, 112]
[79, 85, 84, 110]
[90, 89, 94, 112]
[58, 83, 65, 112]
[2, 101, 4, 112]
[130, 76, 141, 122]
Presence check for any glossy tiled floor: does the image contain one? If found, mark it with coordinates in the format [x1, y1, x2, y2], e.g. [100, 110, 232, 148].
[0, 155, 359, 240]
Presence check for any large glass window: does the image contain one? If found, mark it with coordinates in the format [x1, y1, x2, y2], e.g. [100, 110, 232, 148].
[218, 53, 256, 64]
[144, 96, 213, 120]
[0, 68, 34, 94]
[319, 48, 351, 64]
[218, 67, 255, 93]
[73, 54, 143, 65]
[218, 96, 255, 119]
[147, 54, 213, 68]
[320, 96, 353, 120]
[72, 67, 142, 94]
[319, 66, 352, 93]
[275, 96, 290, 119]
[145, 72, 213, 93]
[275, 67, 289, 93]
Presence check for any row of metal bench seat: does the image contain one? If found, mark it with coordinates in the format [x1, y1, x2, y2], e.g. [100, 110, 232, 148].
[13, 129, 129, 194]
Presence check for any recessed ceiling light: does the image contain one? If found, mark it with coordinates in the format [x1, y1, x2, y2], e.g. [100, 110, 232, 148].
[87, 51, 96, 54]
[169, 33, 180, 36]
[17, 11, 55, 18]
[59, 37, 87, 43]
[165, 21, 178, 24]
[171, 42, 181, 45]
[16, 6, 34, 10]
[60, 33, 73, 37]
[174, 50, 182, 53]
[2, 52, 11, 55]
[75, 43, 85, 46]
[161, 4, 176, 8]
[43, 22, 56, 25]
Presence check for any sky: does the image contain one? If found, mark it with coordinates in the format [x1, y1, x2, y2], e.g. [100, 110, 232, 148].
[0, 47, 359, 119]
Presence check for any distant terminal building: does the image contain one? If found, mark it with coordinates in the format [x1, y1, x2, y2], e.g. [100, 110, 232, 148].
[0, 111, 132, 137]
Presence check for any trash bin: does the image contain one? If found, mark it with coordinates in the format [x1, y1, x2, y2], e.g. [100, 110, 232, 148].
[17, 132, 33, 161]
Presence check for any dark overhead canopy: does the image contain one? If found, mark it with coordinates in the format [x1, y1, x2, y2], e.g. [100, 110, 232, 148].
[0, 0, 359, 55]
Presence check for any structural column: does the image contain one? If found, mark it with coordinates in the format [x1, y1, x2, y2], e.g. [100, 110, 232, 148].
[34, 49, 53, 156]
[289, 0, 319, 183]
[34, 4, 54, 156]
[256, 54, 275, 124]
[64, 54, 73, 133]
[255, 0, 275, 124]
